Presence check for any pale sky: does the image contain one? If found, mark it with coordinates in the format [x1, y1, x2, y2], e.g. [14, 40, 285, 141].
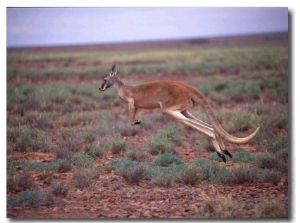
[7, 7, 288, 47]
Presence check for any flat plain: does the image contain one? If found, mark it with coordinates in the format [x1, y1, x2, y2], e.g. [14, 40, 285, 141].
[7, 33, 289, 218]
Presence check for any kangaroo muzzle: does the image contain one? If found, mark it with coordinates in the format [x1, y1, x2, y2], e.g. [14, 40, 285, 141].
[99, 83, 106, 91]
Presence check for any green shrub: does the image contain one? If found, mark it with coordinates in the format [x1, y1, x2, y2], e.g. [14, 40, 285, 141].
[198, 193, 246, 218]
[57, 159, 72, 173]
[179, 166, 203, 185]
[8, 159, 61, 171]
[254, 197, 287, 218]
[259, 168, 282, 185]
[218, 110, 260, 133]
[208, 153, 223, 162]
[110, 159, 138, 171]
[7, 197, 19, 209]
[82, 128, 96, 143]
[154, 153, 183, 167]
[232, 151, 254, 163]
[7, 126, 49, 152]
[50, 182, 69, 197]
[255, 153, 277, 169]
[7, 170, 34, 193]
[55, 146, 74, 160]
[126, 148, 150, 161]
[58, 129, 82, 152]
[73, 154, 93, 168]
[208, 165, 231, 184]
[85, 144, 105, 158]
[110, 138, 132, 155]
[19, 190, 43, 207]
[147, 137, 173, 155]
[225, 80, 261, 101]
[144, 164, 183, 187]
[193, 157, 211, 166]
[267, 136, 289, 154]
[118, 165, 144, 184]
[193, 158, 231, 184]
[230, 164, 258, 184]
[73, 167, 99, 189]
[150, 173, 174, 187]
[274, 149, 289, 173]
[147, 125, 182, 155]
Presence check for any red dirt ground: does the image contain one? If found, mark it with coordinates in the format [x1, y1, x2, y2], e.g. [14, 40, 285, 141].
[7, 33, 289, 218]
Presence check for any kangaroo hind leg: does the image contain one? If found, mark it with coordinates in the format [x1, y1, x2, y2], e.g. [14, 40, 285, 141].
[162, 109, 227, 162]
[182, 110, 232, 160]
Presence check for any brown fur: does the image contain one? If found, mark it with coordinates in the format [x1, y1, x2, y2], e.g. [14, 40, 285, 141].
[99, 64, 260, 162]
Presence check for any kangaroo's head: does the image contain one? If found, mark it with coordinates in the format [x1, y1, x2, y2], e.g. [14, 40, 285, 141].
[99, 64, 118, 91]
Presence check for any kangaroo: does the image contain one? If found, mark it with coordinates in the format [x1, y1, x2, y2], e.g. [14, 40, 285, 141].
[99, 64, 260, 162]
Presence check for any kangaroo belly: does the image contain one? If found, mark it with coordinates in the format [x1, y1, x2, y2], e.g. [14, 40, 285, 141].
[133, 98, 161, 109]
[131, 81, 192, 110]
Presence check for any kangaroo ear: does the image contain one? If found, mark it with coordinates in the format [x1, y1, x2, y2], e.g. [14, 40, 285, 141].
[110, 64, 118, 76]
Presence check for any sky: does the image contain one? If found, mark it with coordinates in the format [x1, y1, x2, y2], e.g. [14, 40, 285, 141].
[6, 7, 288, 47]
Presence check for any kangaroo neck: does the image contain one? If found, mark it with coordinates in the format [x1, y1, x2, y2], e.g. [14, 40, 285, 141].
[113, 77, 124, 91]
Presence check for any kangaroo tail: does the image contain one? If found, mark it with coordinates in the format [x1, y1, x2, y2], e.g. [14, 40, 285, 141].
[192, 91, 260, 144]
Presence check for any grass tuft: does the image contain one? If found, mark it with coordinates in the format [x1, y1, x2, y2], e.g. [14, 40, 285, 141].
[154, 153, 183, 167]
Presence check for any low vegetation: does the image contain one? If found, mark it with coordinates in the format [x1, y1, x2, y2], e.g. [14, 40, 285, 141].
[7, 36, 288, 218]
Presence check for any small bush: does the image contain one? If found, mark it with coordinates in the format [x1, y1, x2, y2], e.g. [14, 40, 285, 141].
[198, 193, 245, 218]
[225, 80, 261, 102]
[147, 125, 182, 155]
[274, 149, 289, 173]
[7, 170, 34, 193]
[259, 168, 282, 185]
[8, 160, 61, 171]
[200, 138, 215, 153]
[193, 158, 231, 184]
[73, 167, 99, 189]
[85, 144, 105, 158]
[126, 148, 150, 161]
[17, 171, 35, 191]
[230, 164, 258, 184]
[7, 126, 49, 152]
[219, 110, 260, 133]
[50, 182, 69, 197]
[19, 190, 43, 207]
[154, 153, 183, 167]
[179, 166, 203, 185]
[145, 164, 183, 187]
[255, 153, 277, 169]
[208, 153, 223, 162]
[58, 129, 82, 153]
[147, 137, 173, 155]
[7, 197, 19, 209]
[150, 174, 174, 187]
[208, 165, 232, 184]
[254, 197, 288, 218]
[35, 114, 54, 131]
[232, 151, 254, 163]
[110, 159, 138, 171]
[73, 154, 93, 168]
[82, 128, 96, 143]
[118, 165, 144, 184]
[57, 159, 72, 173]
[110, 138, 132, 155]
[193, 157, 210, 166]
[267, 136, 289, 154]
[55, 146, 73, 160]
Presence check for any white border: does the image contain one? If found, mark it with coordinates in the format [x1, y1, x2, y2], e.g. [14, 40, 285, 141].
[2, 1, 297, 222]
